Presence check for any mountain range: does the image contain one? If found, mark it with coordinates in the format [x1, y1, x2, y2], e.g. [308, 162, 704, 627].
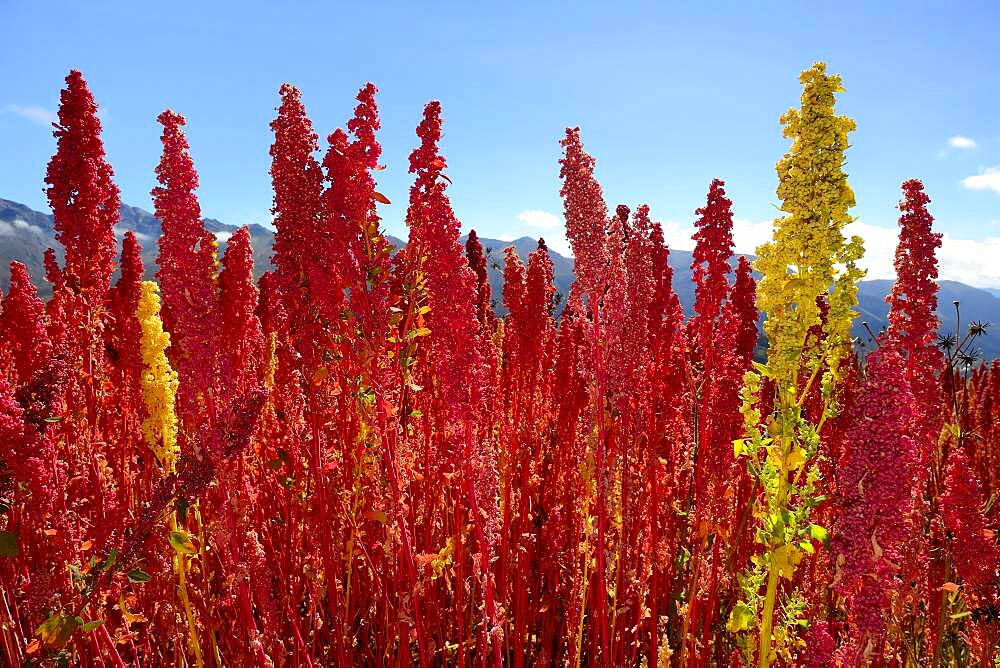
[2, 196, 998, 359]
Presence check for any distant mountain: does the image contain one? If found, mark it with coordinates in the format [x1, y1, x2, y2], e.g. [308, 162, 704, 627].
[0, 197, 279, 297]
[855, 280, 1000, 359]
[3, 197, 999, 359]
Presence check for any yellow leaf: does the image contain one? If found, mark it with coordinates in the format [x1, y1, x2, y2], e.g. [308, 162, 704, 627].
[785, 446, 807, 470]
[773, 544, 803, 580]
[118, 594, 148, 626]
[733, 439, 745, 458]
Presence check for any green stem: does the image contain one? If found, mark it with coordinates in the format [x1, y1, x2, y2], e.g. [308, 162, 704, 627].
[758, 561, 779, 668]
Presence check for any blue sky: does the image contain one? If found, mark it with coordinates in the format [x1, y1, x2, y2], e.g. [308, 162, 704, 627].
[2, 1, 999, 285]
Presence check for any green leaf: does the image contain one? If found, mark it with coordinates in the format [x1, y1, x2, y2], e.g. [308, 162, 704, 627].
[727, 601, 756, 633]
[809, 524, 830, 545]
[127, 568, 151, 583]
[100, 548, 118, 572]
[169, 530, 197, 555]
[36, 613, 78, 649]
[0, 530, 18, 557]
[80, 619, 104, 633]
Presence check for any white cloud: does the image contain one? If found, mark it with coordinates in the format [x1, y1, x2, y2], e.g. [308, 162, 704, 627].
[732, 218, 774, 256]
[658, 220, 697, 251]
[14, 218, 45, 235]
[840, 222, 1000, 289]
[113, 226, 155, 242]
[214, 231, 233, 243]
[513, 209, 1000, 289]
[936, 234, 1000, 287]
[539, 234, 573, 258]
[2, 104, 56, 126]
[738, 218, 1000, 289]
[516, 209, 561, 229]
[657, 217, 776, 258]
[0, 218, 45, 236]
[511, 209, 573, 257]
[845, 221, 899, 280]
[949, 135, 977, 150]
[962, 167, 1000, 194]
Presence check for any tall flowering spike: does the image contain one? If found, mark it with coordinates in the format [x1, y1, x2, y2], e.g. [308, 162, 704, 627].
[466, 230, 497, 330]
[311, 127, 353, 324]
[941, 446, 1000, 601]
[405, 100, 501, 659]
[269, 83, 325, 308]
[502, 246, 527, 326]
[137, 281, 179, 473]
[696, 256, 758, 519]
[559, 127, 609, 304]
[755, 62, 864, 389]
[112, 231, 145, 324]
[111, 230, 145, 342]
[219, 226, 265, 391]
[109, 231, 146, 425]
[405, 101, 486, 422]
[729, 256, 759, 362]
[0, 262, 52, 387]
[153, 109, 221, 420]
[44, 70, 120, 301]
[688, 178, 735, 364]
[41, 247, 70, 345]
[624, 205, 654, 318]
[525, 239, 556, 342]
[735, 63, 863, 667]
[321, 82, 394, 337]
[887, 180, 942, 348]
[885, 180, 944, 473]
[345, 83, 382, 223]
[603, 201, 632, 396]
[833, 349, 917, 661]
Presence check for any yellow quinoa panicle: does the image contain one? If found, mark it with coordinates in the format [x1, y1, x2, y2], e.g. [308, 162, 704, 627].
[137, 280, 179, 472]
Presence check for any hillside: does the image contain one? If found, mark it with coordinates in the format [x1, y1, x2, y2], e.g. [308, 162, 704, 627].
[3, 197, 999, 358]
